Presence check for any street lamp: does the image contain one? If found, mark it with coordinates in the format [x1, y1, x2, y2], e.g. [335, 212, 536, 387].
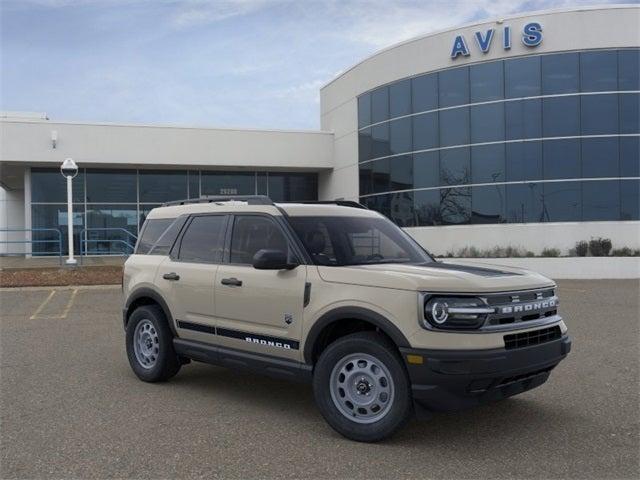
[60, 158, 78, 265]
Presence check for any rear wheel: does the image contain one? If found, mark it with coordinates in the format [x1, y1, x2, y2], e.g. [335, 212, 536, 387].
[313, 331, 413, 442]
[126, 305, 181, 382]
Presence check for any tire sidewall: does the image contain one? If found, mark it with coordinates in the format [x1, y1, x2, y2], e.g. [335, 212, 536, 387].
[313, 333, 413, 442]
[125, 305, 178, 382]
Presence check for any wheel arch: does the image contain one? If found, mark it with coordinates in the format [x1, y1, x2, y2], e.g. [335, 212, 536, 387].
[124, 287, 177, 336]
[303, 307, 411, 365]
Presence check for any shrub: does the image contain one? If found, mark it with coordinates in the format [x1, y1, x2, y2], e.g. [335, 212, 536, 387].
[611, 247, 640, 257]
[575, 241, 589, 257]
[589, 237, 612, 257]
[541, 247, 561, 257]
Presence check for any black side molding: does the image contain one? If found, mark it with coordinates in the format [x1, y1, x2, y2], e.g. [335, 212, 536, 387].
[173, 338, 313, 383]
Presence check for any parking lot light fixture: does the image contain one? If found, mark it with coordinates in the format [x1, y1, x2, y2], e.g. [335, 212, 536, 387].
[60, 158, 78, 266]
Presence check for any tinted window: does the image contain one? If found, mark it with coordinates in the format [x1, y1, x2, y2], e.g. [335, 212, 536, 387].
[412, 112, 438, 151]
[619, 49, 640, 91]
[31, 204, 84, 256]
[505, 56, 541, 98]
[188, 171, 200, 199]
[506, 183, 543, 223]
[86, 169, 136, 203]
[267, 173, 317, 202]
[470, 61, 504, 102]
[440, 187, 471, 225]
[470, 103, 505, 143]
[414, 189, 441, 226]
[137, 218, 173, 254]
[543, 182, 581, 221]
[472, 185, 506, 224]
[543, 96, 580, 137]
[541, 53, 579, 94]
[621, 180, 640, 220]
[389, 191, 415, 227]
[390, 155, 413, 191]
[412, 74, 438, 112]
[543, 139, 580, 180]
[439, 67, 469, 107]
[581, 51, 618, 92]
[582, 137, 619, 178]
[413, 151, 439, 189]
[230, 216, 289, 264]
[620, 137, 640, 177]
[620, 93, 639, 134]
[389, 79, 411, 118]
[151, 216, 188, 255]
[389, 117, 412, 155]
[582, 180, 620, 221]
[179, 215, 226, 263]
[581, 94, 619, 135]
[371, 86, 389, 123]
[139, 205, 161, 228]
[371, 123, 390, 158]
[440, 148, 470, 186]
[506, 142, 543, 182]
[359, 128, 372, 162]
[139, 170, 187, 203]
[372, 158, 391, 193]
[201, 171, 255, 196]
[358, 94, 371, 128]
[359, 163, 373, 196]
[505, 99, 542, 140]
[86, 205, 138, 254]
[31, 168, 85, 203]
[471, 144, 505, 184]
[439, 107, 469, 147]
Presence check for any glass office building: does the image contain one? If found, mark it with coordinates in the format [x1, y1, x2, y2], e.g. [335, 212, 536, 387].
[357, 48, 639, 227]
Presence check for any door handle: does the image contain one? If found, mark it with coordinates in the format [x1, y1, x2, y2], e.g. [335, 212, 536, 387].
[221, 277, 242, 287]
[163, 272, 180, 281]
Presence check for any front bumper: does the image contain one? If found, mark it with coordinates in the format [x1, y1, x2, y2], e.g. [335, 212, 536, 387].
[400, 335, 571, 412]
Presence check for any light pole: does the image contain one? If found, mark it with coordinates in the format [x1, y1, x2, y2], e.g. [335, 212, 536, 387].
[60, 158, 78, 266]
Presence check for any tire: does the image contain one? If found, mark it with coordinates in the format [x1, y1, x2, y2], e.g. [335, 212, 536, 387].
[313, 331, 413, 442]
[125, 304, 181, 382]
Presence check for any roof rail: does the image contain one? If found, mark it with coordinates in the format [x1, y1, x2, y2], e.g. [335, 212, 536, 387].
[162, 195, 274, 207]
[287, 200, 369, 210]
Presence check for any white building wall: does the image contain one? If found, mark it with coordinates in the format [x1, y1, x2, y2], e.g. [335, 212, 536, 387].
[0, 186, 26, 254]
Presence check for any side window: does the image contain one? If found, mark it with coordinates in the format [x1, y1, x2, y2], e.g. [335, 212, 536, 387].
[290, 219, 337, 266]
[177, 215, 227, 263]
[149, 216, 187, 256]
[230, 216, 289, 264]
[136, 218, 173, 254]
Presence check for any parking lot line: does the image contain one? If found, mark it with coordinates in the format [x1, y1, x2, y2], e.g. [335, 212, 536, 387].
[29, 288, 79, 320]
[29, 289, 56, 320]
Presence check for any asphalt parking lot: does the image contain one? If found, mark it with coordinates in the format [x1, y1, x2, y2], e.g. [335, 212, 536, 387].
[1, 280, 638, 479]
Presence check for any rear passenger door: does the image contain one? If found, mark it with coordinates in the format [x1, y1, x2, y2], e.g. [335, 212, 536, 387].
[213, 214, 306, 360]
[157, 214, 228, 343]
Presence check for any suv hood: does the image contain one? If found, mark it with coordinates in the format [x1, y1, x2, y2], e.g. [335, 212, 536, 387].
[317, 261, 554, 293]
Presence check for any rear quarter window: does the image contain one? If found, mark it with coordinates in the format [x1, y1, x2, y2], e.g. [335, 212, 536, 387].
[136, 219, 174, 254]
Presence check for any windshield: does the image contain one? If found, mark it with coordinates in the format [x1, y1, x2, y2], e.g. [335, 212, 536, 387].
[288, 216, 434, 266]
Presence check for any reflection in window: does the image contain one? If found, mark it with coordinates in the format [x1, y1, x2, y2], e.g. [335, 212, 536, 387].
[389, 117, 412, 155]
[412, 112, 438, 151]
[543, 139, 580, 180]
[414, 189, 441, 226]
[472, 185, 505, 224]
[139, 204, 161, 229]
[413, 152, 439, 189]
[471, 144, 505, 184]
[439, 107, 469, 147]
[359, 128, 373, 162]
[371, 123, 390, 158]
[440, 187, 471, 225]
[620, 137, 640, 177]
[359, 163, 373, 196]
[543, 96, 580, 137]
[470, 61, 504, 102]
[440, 148, 470, 186]
[411, 73, 438, 113]
[31, 204, 84, 256]
[582, 138, 619, 178]
[581, 94, 619, 135]
[543, 182, 581, 222]
[389, 192, 415, 227]
[86, 205, 138, 254]
[390, 155, 413, 191]
[621, 180, 640, 220]
[506, 142, 543, 182]
[541, 53, 579, 94]
[389, 79, 411, 118]
[505, 99, 542, 140]
[618, 49, 640, 91]
[201, 171, 255, 196]
[188, 171, 200, 199]
[371, 86, 389, 123]
[470, 103, 505, 143]
[267, 173, 317, 202]
[358, 94, 371, 128]
[506, 183, 543, 223]
[179, 215, 227, 263]
[439, 67, 469, 107]
[581, 50, 618, 92]
[372, 158, 391, 194]
[620, 92, 640, 134]
[582, 180, 620, 221]
[31, 168, 85, 203]
[505, 56, 541, 98]
[86, 170, 136, 203]
[139, 170, 187, 203]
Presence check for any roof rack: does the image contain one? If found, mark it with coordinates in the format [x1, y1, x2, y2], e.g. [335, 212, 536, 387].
[162, 195, 274, 207]
[287, 200, 369, 210]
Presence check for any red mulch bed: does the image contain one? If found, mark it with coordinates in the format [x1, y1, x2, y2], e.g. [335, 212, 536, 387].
[0, 266, 123, 287]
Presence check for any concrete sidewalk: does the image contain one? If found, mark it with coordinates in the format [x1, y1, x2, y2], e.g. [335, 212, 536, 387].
[0, 255, 126, 269]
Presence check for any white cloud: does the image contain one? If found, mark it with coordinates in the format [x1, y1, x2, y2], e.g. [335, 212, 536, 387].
[170, 0, 281, 29]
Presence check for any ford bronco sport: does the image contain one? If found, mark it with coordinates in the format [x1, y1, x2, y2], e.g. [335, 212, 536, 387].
[122, 195, 571, 442]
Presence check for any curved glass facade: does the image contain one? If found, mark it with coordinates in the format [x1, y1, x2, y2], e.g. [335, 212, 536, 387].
[357, 49, 640, 226]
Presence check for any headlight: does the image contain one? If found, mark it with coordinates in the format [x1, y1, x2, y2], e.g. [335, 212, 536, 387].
[423, 296, 494, 330]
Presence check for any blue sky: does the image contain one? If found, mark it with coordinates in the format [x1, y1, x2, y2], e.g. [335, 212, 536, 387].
[0, 0, 626, 130]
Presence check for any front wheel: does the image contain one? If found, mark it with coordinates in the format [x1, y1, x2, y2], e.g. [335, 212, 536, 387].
[313, 332, 413, 442]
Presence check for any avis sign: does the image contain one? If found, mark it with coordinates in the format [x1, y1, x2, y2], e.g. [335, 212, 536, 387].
[450, 22, 543, 59]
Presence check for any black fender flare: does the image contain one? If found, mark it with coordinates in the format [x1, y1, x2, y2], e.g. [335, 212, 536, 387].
[303, 306, 411, 364]
[124, 287, 177, 336]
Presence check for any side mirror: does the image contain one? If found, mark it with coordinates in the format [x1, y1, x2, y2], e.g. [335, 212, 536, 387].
[252, 249, 298, 270]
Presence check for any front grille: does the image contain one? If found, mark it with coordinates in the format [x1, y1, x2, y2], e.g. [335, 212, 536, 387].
[497, 366, 555, 387]
[485, 288, 558, 327]
[504, 326, 562, 350]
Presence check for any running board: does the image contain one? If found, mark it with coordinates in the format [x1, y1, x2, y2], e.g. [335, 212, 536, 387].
[173, 338, 313, 383]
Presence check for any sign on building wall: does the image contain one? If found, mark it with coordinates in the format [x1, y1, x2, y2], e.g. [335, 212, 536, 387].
[450, 22, 543, 59]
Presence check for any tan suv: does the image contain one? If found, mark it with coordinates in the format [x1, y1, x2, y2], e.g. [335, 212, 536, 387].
[122, 195, 571, 442]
